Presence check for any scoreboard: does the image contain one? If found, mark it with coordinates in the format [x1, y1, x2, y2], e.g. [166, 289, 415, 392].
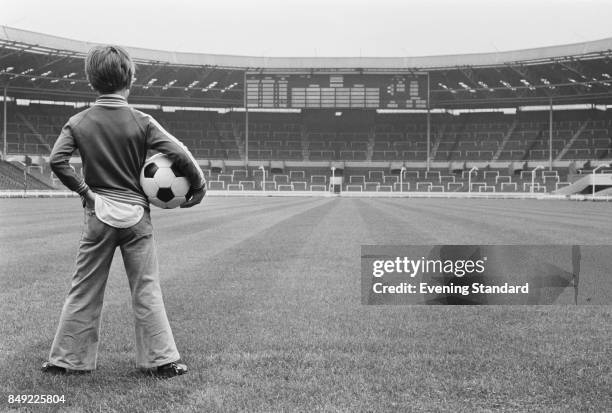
[246, 73, 428, 109]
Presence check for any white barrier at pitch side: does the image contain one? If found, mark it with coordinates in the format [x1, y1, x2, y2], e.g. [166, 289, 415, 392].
[1, 189, 610, 201]
[204, 190, 595, 200]
[0, 190, 78, 198]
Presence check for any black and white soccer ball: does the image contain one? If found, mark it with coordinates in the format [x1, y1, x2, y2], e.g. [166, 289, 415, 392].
[140, 154, 190, 209]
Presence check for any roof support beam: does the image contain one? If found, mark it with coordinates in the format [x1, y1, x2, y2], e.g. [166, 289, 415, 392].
[435, 70, 460, 101]
[558, 58, 590, 80]
[506, 63, 552, 98]
[186, 66, 216, 98]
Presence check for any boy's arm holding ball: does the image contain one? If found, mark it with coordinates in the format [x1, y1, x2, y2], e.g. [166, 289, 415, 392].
[180, 186, 206, 208]
[144, 116, 206, 207]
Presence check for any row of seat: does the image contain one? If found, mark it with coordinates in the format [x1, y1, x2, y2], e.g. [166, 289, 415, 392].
[203, 179, 564, 193]
[5, 106, 612, 164]
[199, 166, 572, 194]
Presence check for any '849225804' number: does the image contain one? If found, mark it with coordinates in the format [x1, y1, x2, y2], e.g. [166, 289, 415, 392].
[8, 394, 65, 404]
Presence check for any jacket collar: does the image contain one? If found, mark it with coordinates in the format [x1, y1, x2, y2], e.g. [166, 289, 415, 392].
[94, 94, 128, 107]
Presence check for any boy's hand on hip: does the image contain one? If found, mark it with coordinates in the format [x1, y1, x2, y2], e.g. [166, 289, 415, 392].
[83, 190, 96, 209]
[181, 187, 206, 208]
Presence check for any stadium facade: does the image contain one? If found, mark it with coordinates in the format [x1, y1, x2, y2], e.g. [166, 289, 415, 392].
[0, 25, 611, 196]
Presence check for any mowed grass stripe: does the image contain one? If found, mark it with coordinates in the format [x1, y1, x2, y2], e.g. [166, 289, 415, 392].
[151, 197, 335, 280]
[0, 199, 83, 244]
[360, 197, 539, 244]
[0, 197, 323, 275]
[411, 198, 612, 232]
[352, 197, 573, 244]
[443, 199, 612, 244]
[353, 198, 441, 244]
[0, 197, 307, 243]
[377, 198, 612, 244]
[151, 196, 329, 241]
[415, 198, 612, 230]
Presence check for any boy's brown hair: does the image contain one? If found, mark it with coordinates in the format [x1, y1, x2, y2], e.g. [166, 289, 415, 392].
[85, 45, 135, 94]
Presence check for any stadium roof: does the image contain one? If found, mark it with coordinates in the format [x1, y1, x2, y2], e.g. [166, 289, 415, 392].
[3, 25, 612, 69]
[2, 25, 612, 109]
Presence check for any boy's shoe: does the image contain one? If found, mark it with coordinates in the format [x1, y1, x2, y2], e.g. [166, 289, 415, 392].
[41, 362, 90, 375]
[149, 361, 188, 378]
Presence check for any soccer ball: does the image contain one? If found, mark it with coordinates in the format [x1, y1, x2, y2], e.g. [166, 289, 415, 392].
[140, 154, 190, 209]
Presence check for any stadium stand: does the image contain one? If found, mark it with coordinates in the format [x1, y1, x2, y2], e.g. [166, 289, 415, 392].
[2, 103, 611, 192]
[4, 104, 611, 161]
[0, 159, 53, 190]
[1, 26, 611, 194]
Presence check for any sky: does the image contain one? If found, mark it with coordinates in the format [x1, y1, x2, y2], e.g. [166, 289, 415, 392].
[2, 0, 612, 57]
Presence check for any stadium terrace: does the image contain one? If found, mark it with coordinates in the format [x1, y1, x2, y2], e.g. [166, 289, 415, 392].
[0, 25, 611, 198]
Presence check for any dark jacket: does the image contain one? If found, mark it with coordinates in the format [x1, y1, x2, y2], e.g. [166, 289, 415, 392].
[50, 94, 206, 208]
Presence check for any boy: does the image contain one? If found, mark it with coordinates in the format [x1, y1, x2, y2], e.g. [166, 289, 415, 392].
[43, 45, 206, 378]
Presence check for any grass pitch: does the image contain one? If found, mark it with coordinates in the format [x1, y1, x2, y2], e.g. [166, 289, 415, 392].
[1, 197, 611, 412]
